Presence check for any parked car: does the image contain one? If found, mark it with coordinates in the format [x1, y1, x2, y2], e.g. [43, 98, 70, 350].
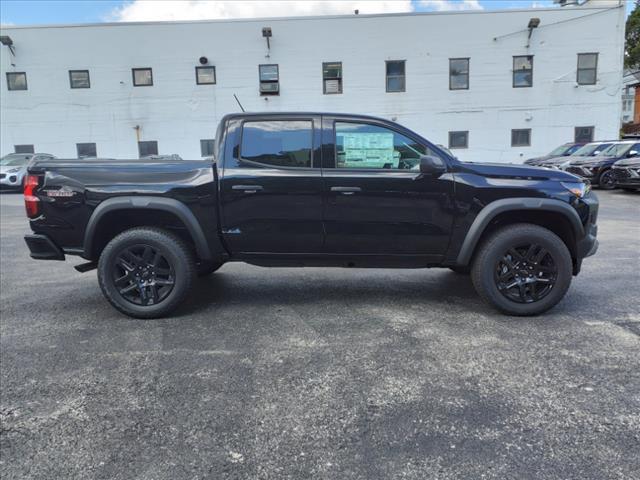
[524, 142, 585, 166]
[0, 153, 55, 190]
[23, 112, 598, 318]
[564, 140, 640, 189]
[611, 156, 640, 191]
[536, 141, 615, 170]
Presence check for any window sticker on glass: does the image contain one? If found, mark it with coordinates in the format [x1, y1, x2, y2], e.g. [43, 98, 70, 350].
[335, 122, 426, 170]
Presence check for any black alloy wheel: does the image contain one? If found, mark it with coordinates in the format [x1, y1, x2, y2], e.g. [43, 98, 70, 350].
[113, 244, 175, 306]
[98, 227, 196, 318]
[494, 244, 557, 304]
[598, 169, 616, 190]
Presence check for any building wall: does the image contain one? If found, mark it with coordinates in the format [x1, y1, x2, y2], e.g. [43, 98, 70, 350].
[0, 4, 625, 162]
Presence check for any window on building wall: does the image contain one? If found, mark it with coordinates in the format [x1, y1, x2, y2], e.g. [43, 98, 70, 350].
[132, 68, 153, 87]
[386, 60, 405, 92]
[6, 72, 27, 91]
[513, 56, 533, 88]
[577, 53, 598, 85]
[240, 120, 312, 168]
[574, 126, 595, 143]
[259, 64, 279, 95]
[448, 131, 469, 149]
[449, 58, 469, 90]
[69, 70, 90, 89]
[335, 122, 428, 170]
[76, 143, 97, 158]
[322, 62, 342, 94]
[511, 129, 531, 147]
[138, 141, 158, 157]
[200, 139, 215, 157]
[195, 66, 216, 85]
[14, 144, 34, 154]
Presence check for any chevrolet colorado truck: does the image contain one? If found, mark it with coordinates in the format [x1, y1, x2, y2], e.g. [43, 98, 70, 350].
[23, 112, 599, 318]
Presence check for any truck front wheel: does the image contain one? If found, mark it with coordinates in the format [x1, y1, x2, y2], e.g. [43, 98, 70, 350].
[471, 224, 572, 316]
[97, 227, 196, 319]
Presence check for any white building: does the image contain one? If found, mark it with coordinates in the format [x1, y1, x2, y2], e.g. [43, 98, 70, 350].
[0, 1, 625, 163]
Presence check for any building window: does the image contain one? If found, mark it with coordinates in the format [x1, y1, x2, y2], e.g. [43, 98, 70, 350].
[195, 66, 216, 85]
[448, 131, 469, 149]
[513, 56, 533, 88]
[132, 68, 153, 87]
[200, 139, 215, 157]
[575, 126, 594, 143]
[6, 72, 27, 91]
[76, 143, 97, 158]
[259, 64, 279, 95]
[138, 141, 158, 157]
[449, 58, 469, 90]
[240, 120, 312, 168]
[322, 62, 342, 94]
[511, 129, 531, 147]
[386, 60, 405, 92]
[577, 53, 598, 85]
[69, 70, 90, 89]
[15, 144, 34, 154]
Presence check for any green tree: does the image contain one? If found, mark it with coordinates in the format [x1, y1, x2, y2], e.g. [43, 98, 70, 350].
[626, 1, 640, 69]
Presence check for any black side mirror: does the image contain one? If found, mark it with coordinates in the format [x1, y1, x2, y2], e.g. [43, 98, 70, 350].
[628, 150, 638, 158]
[419, 155, 446, 175]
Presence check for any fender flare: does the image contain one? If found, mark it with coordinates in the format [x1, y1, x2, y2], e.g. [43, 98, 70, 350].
[455, 197, 585, 266]
[83, 196, 213, 261]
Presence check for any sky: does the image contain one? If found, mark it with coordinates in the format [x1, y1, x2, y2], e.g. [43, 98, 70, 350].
[0, 0, 630, 26]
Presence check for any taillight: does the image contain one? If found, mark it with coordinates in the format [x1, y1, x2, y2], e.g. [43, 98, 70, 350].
[24, 174, 41, 218]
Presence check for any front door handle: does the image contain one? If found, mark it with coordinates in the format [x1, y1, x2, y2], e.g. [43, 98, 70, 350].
[232, 185, 263, 193]
[330, 186, 362, 195]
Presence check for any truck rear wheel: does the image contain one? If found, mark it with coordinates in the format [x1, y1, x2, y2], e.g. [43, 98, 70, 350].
[471, 224, 572, 316]
[97, 227, 196, 319]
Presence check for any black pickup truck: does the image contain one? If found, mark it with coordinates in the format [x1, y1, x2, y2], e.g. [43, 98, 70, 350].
[24, 112, 599, 318]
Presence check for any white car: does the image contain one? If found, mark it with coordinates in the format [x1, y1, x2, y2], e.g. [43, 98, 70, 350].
[0, 153, 55, 190]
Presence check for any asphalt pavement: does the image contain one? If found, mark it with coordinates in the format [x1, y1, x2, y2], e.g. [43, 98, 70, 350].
[1, 189, 639, 479]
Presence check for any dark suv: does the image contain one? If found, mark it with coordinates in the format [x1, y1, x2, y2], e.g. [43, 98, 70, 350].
[565, 141, 640, 189]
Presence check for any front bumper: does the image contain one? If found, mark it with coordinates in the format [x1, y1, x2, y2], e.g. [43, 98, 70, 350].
[572, 193, 599, 274]
[565, 165, 599, 182]
[24, 234, 65, 260]
[0, 172, 24, 188]
[611, 166, 640, 188]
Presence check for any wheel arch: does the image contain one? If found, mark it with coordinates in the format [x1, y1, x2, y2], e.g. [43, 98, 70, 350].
[84, 196, 213, 262]
[456, 197, 584, 267]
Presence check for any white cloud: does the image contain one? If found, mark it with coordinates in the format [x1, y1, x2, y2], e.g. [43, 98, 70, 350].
[418, 0, 483, 11]
[109, 0, 414, 22]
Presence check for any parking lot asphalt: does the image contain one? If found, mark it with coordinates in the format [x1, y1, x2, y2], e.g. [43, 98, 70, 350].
[0, 189, 639, 480]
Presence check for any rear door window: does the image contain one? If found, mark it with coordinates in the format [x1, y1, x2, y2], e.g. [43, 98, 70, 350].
[240, 120, 312, 168]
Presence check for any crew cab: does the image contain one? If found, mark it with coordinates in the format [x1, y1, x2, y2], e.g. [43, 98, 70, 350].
[23, 112, 599, 318]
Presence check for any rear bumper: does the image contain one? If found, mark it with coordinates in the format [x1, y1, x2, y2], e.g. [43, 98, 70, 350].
[24, 234, 65, 260]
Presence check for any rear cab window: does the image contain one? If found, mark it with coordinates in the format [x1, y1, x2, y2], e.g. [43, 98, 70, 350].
[240, 120, 313, 168]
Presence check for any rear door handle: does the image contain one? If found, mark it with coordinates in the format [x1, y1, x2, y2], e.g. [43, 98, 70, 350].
[232, 185, 263, 193]
[330, 186, 362, 195]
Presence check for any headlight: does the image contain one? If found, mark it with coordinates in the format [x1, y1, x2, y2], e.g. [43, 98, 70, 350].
[559, 160, 572, 169]
[561, 181, 590, 198]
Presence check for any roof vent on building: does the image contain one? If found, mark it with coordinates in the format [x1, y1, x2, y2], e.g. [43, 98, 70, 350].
[199, 56, 208, 65]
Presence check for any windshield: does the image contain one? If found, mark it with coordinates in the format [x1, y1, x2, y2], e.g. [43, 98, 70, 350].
[548, 144, 572, 156]
[572, 143, 609, 156]
[601, 143, 634, 157]
[0, 154, 32, 166]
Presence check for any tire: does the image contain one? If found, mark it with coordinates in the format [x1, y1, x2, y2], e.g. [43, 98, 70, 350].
[197, 261, 224, 277]
[597, 169, 616, 190]
[97, 227, 196, 319]
[471, 224, 572, 316]
[449, 266, 471, 274]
